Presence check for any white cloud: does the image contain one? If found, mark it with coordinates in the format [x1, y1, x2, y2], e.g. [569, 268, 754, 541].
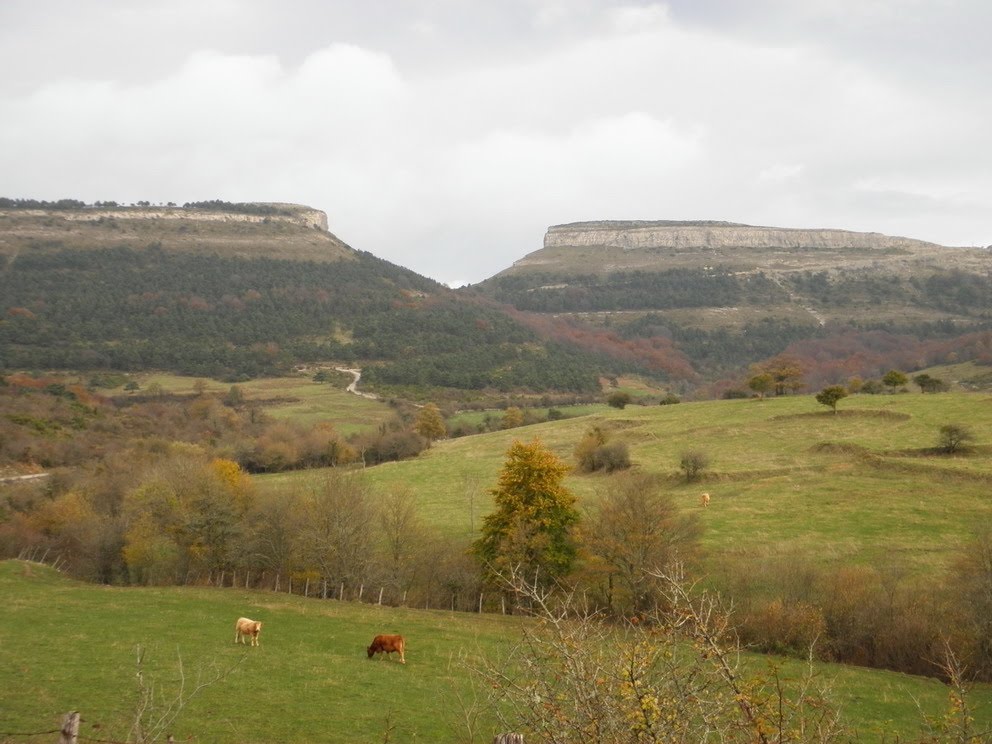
[0, 1, 990, 282]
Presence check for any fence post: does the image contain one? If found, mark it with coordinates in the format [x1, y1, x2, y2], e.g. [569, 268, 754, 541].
[59, 711, 80, 744]
[339, 582, 344, 601]
[479, 593, 484, 613]
[304, 578, 310, 597]
[359, 584, 365, 601]
[378, 587, 384, 605]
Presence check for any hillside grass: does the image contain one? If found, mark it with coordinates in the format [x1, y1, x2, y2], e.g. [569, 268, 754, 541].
[258, 391, 992, 576]
[1, 560, 989, 743]
[116, 372, 396, 435]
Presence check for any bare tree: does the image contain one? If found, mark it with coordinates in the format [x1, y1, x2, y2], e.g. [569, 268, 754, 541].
[474, 565, 845, 743]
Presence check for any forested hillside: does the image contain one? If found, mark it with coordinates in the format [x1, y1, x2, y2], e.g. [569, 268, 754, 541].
[472, 221, 992, 387]
[0, 204, 624, 392]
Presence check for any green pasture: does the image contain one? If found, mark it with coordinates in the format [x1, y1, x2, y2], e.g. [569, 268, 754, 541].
[258, 391, 992, 575]
[1, 560, 989, 742]
[446, 404, 607, 432]
[116, 371, 396, 435]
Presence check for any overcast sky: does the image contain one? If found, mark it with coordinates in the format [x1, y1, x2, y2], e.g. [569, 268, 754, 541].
[1, 1, 989, 286]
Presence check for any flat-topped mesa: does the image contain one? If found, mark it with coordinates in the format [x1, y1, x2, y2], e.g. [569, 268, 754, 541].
[11, 202, 329, 231]
[543, 220, 945, 252]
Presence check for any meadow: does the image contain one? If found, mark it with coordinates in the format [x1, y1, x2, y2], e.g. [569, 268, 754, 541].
[258, 390, 992, 577]
[1, 560, 989, 743]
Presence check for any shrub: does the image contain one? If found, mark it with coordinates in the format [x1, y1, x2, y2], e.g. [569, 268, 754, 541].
[679, 450, 709, 482]
[722, 388, 749, 399]
[938, 423, 974, 454]
[658, 392, 681, 405]
[591, 441, 631, 473]
[606, 391, 631, 409]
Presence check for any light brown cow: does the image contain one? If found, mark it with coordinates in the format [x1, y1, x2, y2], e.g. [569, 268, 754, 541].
[235, 617, 262, 646]
[700, 492, 711, 508]
[367, 634, 405, 663]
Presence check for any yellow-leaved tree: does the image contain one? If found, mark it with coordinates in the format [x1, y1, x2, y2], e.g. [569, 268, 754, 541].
[473, 439, 579, 588]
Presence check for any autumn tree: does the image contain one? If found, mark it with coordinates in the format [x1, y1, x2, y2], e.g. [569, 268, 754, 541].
[748, 373, 774, 400]
[583, 473, 702, 614]
[501, 406, 524, 429]
[815, 385, 848, 414]
[473, 439, 579, 588]
[414, 403, 447, 444]
[882, 369, 908, 393]
[754, 356, 805, 396]
[295, 471, 377, 594]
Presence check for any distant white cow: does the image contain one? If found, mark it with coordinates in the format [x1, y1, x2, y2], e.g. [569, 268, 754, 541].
[700, 492, 711, 508]
[235, 617, 262, 646]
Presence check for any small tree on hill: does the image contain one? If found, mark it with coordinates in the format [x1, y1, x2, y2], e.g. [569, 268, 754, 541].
[882, 369, 908, 393]
[679, 450, 710, 482]
[748, 373, 774, 400]
[414, 403, 446, 445]
[815, 385, 848, 414]
[502, 406, 524, 429]
[938, 424, 974, 454]
[914, 373, 950, 393]
[607, 391, 632, 409]
[473, 439, 579, 588]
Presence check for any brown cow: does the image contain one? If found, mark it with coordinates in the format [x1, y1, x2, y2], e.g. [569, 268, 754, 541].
[367, 634, 405, 663]
[235, 617, 262, 646]
[700, 492, 711, 508]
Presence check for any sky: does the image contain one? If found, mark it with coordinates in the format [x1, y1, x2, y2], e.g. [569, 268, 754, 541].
[1, 1, 990, 287]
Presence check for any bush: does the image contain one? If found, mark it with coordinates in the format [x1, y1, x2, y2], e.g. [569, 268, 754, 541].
[722, 388, 749, 399]
[938, 423, 974, 454]
[606, 391, 631, 409]
[679, 450, 709, 482]
[658, 392, 681, 405]
[590, 441, 631, 473]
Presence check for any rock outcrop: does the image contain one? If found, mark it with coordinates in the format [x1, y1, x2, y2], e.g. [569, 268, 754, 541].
[542, 220, 943, 253]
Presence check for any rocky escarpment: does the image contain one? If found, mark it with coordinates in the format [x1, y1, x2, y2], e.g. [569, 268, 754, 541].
[14, 203, 329, 231]
[542, 220, 944, 252]
[499, 220, 987, 277]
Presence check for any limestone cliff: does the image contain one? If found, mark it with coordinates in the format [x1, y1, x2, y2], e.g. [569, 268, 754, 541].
[501, 220, 986, 276]
[543, 221, 943, 253]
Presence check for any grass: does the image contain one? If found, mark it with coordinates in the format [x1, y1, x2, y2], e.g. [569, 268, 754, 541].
[112, 371, 396, 436]
[1, 560, 989, 743]
[257, 391, 992, 576]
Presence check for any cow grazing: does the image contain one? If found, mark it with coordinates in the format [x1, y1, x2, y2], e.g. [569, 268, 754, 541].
[367, 634, 405, 664]
[235, 617, 262, 646]
[701, 492, 711, 508]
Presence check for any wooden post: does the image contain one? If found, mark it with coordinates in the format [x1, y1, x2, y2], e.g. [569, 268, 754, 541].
[59, 711, 80, 744]
[275, 574, 280, 593]
[245, 571, 250, 589]
[289, 576, 293, 594]
[304, 578, 310, 597]
[402, 589, 408, 605]
[339, 582, 344, 601]
[378, 587, 384, 605]
[493, 735, 523, 744]
[479, 593, 484, 613]
[322, 579, 328, 599]
[359, 584, 365, 601]
[501, 596, 506, 615]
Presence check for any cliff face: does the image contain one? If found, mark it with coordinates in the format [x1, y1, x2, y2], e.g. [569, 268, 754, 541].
[542, 221, 943, 252]
[12, 203, 329, 231]
[491, 220, 991, 277]
[0, 203, 350, 263]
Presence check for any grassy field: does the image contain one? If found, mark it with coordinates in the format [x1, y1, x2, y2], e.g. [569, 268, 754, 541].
[258, 391, 992, 576]
[113, 371, 396, 435]
[1, 560, 989, 743]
